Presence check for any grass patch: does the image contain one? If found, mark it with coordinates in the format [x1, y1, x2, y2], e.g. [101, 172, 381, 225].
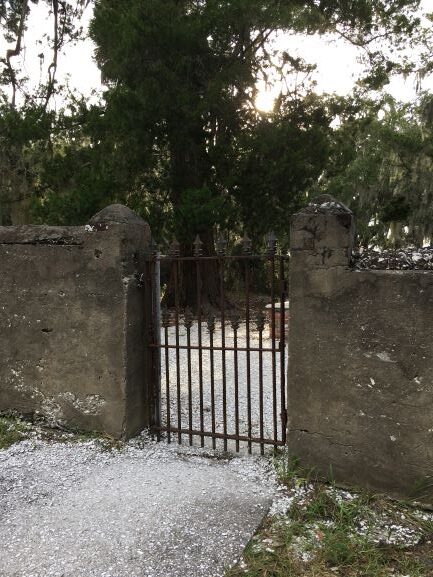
[226, 453, 433, 577]
[0, 416, 29, 449]
[0, 412, 122, 451]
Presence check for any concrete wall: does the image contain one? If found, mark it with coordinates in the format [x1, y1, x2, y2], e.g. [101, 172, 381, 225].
[288, 196, 433, 503]
[0, 205, 154, 438]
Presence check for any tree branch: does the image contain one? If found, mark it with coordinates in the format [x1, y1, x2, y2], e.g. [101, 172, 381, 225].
[4, 0, 29, 107]
[44, 0, 59, 109]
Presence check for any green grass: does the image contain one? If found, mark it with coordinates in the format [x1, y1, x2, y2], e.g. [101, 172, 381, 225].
[409, 477, 433, 503]
[226, 453, 433, 577]
[0, 416, 28, 449]
[0, 413, 120, 450]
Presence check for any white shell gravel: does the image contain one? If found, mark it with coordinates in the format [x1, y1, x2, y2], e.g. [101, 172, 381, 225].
[0, 436, 277, 577]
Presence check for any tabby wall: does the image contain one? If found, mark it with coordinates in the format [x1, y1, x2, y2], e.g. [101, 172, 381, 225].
[0, 205, 153, 438]
[288, 198, 433, 503]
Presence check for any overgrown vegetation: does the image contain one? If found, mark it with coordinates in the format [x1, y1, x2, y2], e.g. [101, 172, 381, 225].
[226, 453, 433, 577]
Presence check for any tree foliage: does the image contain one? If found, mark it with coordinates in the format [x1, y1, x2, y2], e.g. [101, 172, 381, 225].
[0, 0, 92, 224]
[0, 0, 431, 257]
[86, 0, 422, 245]
[0, 0, 90, 106]
[320, 93, 433, 246]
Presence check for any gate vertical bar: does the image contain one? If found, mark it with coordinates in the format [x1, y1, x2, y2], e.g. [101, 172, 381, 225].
[279, 256, 288, 443]
[195, 250, 205, 447]
[145, 249, 161, 437]
[185, 309, 193, 445]
[243, 239, 252, 454]
[232, 314, 240, 452]
[257, 313, 265, 455]
[162, 308, 171, 443]
[218, 251, 228, 452]
[268, 233, 278, 446]
[154, 254, 162, 440]
[208, 313, 216, 449]
[173, 255, 182, 445]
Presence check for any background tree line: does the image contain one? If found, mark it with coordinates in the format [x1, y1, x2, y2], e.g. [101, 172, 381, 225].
[1, 0, 432, 252]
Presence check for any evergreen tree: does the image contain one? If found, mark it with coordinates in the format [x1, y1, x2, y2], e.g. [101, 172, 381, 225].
[88, 0, 421, 303]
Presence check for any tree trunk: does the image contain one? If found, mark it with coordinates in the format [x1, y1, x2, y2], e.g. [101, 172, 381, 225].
[162, 134, 222, 310]
[162, 228, 221, 311]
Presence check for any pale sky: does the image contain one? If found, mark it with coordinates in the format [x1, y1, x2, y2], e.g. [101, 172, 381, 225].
[1, 0, 433, 111]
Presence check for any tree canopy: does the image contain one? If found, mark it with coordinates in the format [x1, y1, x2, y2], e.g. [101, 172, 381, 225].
[0, 0, 432, 253]
[87, 0, 423, 243]
[321, 93, 433, 247]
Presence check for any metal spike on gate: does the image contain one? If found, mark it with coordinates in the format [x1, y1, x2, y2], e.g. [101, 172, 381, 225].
[230, 311, 241, 331]
[266, 231, 277, 256]
[216, 233, 227, 256]
[206, 312, 216, 334]
[169, 237, 180, 257]
[255, 310, 266, 332]
[242, 233, 252, 255]
[161, 307, 171, 328]
[193, 235, 204, 257]
[184, 307, 194, 330]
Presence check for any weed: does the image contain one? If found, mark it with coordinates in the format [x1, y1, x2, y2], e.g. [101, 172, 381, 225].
[226, 479, 433, 577]
[0, 416, 28, 449]
[272, 449, 319, 487]
[409, 477, 433, 502]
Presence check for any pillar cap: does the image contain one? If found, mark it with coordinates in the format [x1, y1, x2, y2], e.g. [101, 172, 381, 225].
[299, 195, 352, 215]
[89, 204, 147, 226]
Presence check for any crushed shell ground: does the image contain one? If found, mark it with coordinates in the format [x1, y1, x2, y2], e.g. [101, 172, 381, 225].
[0, 436, 276, 577]
[0, 434, 432, 577]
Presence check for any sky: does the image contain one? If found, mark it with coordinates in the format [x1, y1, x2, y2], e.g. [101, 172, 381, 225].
[1, 0, 433, 111]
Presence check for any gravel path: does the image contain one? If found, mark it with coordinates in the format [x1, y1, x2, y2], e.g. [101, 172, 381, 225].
[162, 322, 286, 452]
[0, 437, 277, 577]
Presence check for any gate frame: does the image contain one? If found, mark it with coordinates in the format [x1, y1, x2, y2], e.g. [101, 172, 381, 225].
[145, 241, 289, 454]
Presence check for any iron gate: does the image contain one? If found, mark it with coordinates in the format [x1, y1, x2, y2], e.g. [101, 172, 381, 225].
[146, 234, 289, 454]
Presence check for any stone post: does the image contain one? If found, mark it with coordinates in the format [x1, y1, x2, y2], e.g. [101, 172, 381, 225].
[287, 195, 355, 472]
[89, 204, 158, 437]
[0, 204, 157, 438]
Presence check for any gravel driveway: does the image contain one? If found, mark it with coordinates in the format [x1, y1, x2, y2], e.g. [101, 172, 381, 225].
[0, 437, 277, 577]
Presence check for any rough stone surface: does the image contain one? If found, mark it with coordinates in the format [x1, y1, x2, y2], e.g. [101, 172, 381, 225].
[288, 198, 433, 503]
[0, 438, 275, 577]
[90, 204, 147, 227]
[0, 208, 151, 438]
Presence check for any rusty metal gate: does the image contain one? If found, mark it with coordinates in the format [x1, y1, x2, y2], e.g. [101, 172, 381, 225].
[145, 234, 289, 454]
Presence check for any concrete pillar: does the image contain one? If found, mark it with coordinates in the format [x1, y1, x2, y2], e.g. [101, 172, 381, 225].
[0, 204, 155, 438]
[287, 195, 356, 473]
[89, 204, 157, 437]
